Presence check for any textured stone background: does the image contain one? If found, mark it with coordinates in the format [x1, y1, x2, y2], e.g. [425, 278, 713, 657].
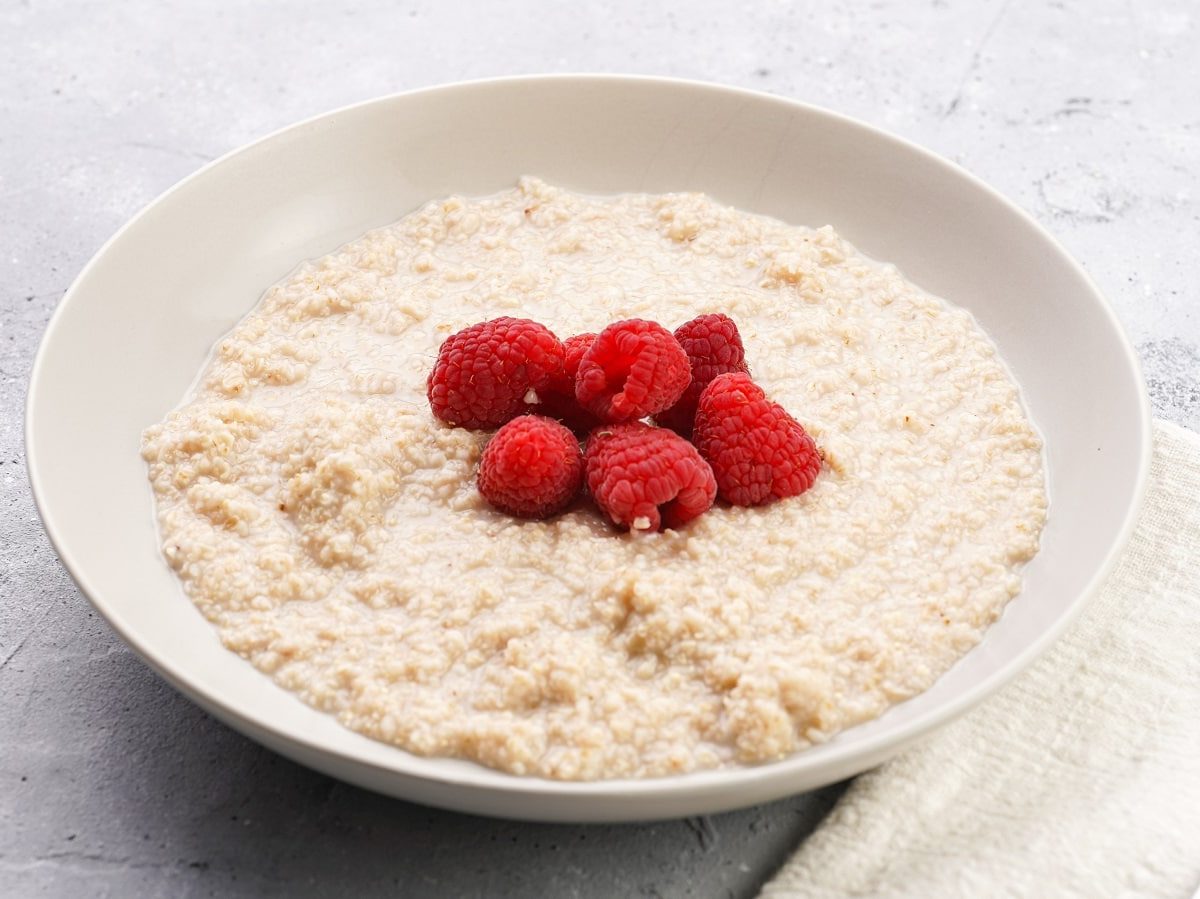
[1, 1, 1196, 896]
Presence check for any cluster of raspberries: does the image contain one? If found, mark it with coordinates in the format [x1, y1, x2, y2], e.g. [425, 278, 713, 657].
[426, 314, 822, 531]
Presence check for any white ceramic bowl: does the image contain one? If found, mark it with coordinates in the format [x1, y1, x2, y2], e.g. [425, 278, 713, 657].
[26, 76, 1150, 822]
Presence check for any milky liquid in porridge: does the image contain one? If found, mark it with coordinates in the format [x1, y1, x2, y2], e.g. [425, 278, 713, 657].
[142, 178, 1047, 779]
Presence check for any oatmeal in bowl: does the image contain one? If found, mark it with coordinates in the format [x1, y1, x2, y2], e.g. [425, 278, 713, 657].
[141, 177, 1047, 780]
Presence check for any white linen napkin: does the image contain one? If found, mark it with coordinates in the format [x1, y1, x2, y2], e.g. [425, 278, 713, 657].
[760, 420, 1200, 899]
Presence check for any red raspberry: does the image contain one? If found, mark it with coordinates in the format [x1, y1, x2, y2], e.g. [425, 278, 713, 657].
[584, 422, 716, 531]
[693, 372, 821, 506]
[538, 332, 603, 434]
[427, 318, 564, 430]
[656, 314, 750, 437]
[575, 319, 691, 423]
[477, 416, 583, 519]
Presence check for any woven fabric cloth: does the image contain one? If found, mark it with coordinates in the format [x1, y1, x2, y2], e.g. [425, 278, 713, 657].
[761, 420, 1200, 899]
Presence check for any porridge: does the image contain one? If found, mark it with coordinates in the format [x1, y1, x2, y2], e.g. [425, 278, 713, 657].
[141, 178, 1047, 780]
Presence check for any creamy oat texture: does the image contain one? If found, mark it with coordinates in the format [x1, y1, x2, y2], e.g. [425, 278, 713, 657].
[142, 178, 1047, 780]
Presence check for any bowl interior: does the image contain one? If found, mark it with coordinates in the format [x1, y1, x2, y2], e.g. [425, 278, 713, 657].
[27, 76, 1149, 821]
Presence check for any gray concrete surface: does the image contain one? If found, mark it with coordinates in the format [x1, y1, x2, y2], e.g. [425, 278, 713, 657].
[2, 0, 1197, 896]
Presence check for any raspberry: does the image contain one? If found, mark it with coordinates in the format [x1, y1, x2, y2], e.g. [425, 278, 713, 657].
[477, 416, 583, 519]
[584, 422, 716, 531]
[538, 332, 603, 434]
[656, 313, 750, 437]
[693, 372, 821, 506]
[427, 318, 564, 430]
[575, 319, 691, 423]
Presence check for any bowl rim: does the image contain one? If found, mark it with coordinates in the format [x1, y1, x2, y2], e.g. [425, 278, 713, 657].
[25, 73, 1153, 803]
